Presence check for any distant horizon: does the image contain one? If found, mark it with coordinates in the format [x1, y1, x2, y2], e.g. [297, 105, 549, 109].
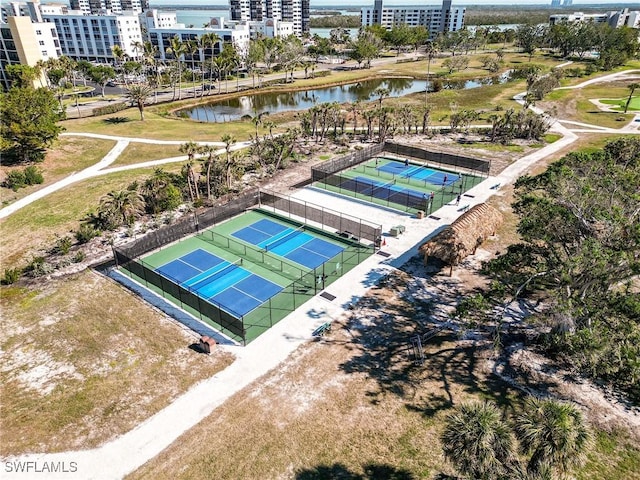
[148, 1, 640, 5]
[39, 0, 640, 6]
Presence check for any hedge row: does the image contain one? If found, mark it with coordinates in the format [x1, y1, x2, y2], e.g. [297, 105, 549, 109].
[92, 102, 128, 116]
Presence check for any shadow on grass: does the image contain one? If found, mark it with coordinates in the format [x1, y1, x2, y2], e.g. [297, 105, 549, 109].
[295, 462, 416, 480]
[337, 275, 518, 413]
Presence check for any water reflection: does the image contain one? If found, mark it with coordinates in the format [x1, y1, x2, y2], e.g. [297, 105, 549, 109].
[180, 75, 509, 123]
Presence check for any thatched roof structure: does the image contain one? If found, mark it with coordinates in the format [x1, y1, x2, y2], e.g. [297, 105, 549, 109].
[419, 203, 503, 274]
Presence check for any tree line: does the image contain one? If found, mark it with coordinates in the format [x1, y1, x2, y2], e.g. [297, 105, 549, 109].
[456, 137, 640, 403]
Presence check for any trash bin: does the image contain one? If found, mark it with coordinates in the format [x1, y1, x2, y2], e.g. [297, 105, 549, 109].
[417, 210, 425, 219]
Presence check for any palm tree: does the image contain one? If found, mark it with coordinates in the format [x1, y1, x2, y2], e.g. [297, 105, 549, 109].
[221, 134, 237, 188]
[111, 45, 126, 84]
[125, 84, 153, 120]
[100, 189, 144, 226]
[198, 144, 218, 200]
[130, 40, 144, 63]
[141, 41, 160, 102]
[184, 39, 200, 98]
[198, 33, 220, 96]
[441, 401, 515, 480]
[515, 398, 591, 478]
[372, 86, 390, 108]
[166, 35, 186, 100]
[211, 55, 227, 94]
[424, 41, 439, 105]
[624, 82, 639, 113]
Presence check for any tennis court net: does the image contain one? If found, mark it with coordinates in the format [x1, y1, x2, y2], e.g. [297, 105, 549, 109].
[263, 226, 304, 252]
[189, 259, 243, 291]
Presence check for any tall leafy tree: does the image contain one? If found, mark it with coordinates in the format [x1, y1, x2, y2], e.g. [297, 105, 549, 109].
[482, 138, 640, 400]
[515, 24, 546, 61]
[89, 65, 115, 97]
[385, 24, 413, 56]
[1, 85, 64, 163]
[349, 30, 383, 68]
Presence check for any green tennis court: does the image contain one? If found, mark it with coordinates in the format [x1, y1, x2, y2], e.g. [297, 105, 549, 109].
[314, 156, 484, 213]
[123, 209, 372, 344]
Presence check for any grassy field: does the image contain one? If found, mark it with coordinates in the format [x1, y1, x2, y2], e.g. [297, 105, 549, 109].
[600, 96, 640, 111]
[62, 109, 263, 143]
[110, 142, 183, 167]
[541, 81, 636, 128]
[0, 270, 233, 455]
[128, 271, 640, 480]
[0, 137, 115, 207]
[0, 164, 183, 267]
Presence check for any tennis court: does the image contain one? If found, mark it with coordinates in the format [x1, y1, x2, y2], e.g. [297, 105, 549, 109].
[313, 154, 485, 213]
[340, 176, 429, 208]
[231, 218, 344, 269]
[156, 248, 283, 317]
[118, 205, 375, 344]
[376, 160, 460, 186]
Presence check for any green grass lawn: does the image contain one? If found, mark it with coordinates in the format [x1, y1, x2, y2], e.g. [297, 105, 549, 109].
[0, 137, 116, 207]
[600, 96, 640, 111]
[541, 82, 635, 128]
[110, 142, 183, 167]
[0, 164, 183, 267]
[62, 109, 264, 142]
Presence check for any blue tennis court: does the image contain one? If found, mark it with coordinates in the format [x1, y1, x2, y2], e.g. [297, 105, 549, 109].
[156, 248, 283, 317]
[342, 176, 429, 207]
[377, 160, 459, 186]
[232, 218, 344, 269]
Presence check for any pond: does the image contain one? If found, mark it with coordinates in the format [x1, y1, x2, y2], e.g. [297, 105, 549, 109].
[179, 74, 511, 123]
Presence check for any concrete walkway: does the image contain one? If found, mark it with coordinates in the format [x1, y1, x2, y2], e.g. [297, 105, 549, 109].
[0, 135, 249, 220]
[1, 68, 638, 480]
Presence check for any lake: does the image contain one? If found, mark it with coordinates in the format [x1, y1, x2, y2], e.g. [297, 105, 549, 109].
[180, 74, 511, 123]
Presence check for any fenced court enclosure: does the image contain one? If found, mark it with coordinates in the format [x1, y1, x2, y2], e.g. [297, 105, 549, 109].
[113, 190, 381, 345]
[312, 142, 490, 214]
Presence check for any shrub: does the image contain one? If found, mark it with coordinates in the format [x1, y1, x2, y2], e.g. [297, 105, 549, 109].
[23, 166, 44, 185]
[584, 63, 599, 75]
[75, 224, 100, 244]
[72, 251, 86, 263]
[93, 102, 128, 116]
[3, 268, 22, 285]
[27, 256, 54, 277]
[5, 170, 26, 191]
[53, 236, 73, 255]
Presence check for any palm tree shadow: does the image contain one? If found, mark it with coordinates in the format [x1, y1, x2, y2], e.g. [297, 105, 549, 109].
[295, 462, 416, 480]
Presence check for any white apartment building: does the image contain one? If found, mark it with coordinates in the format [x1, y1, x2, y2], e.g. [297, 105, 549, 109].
[361, 0, 465, 39]
[43, 12, 143, 62]
[144, 15, 250, 64]
[229, 0, 309, 37]
[68, 0, 148, 15]
[0, 15, 60, 89]
[246, 18, 294, 38]
[549, 9, 640, 28]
